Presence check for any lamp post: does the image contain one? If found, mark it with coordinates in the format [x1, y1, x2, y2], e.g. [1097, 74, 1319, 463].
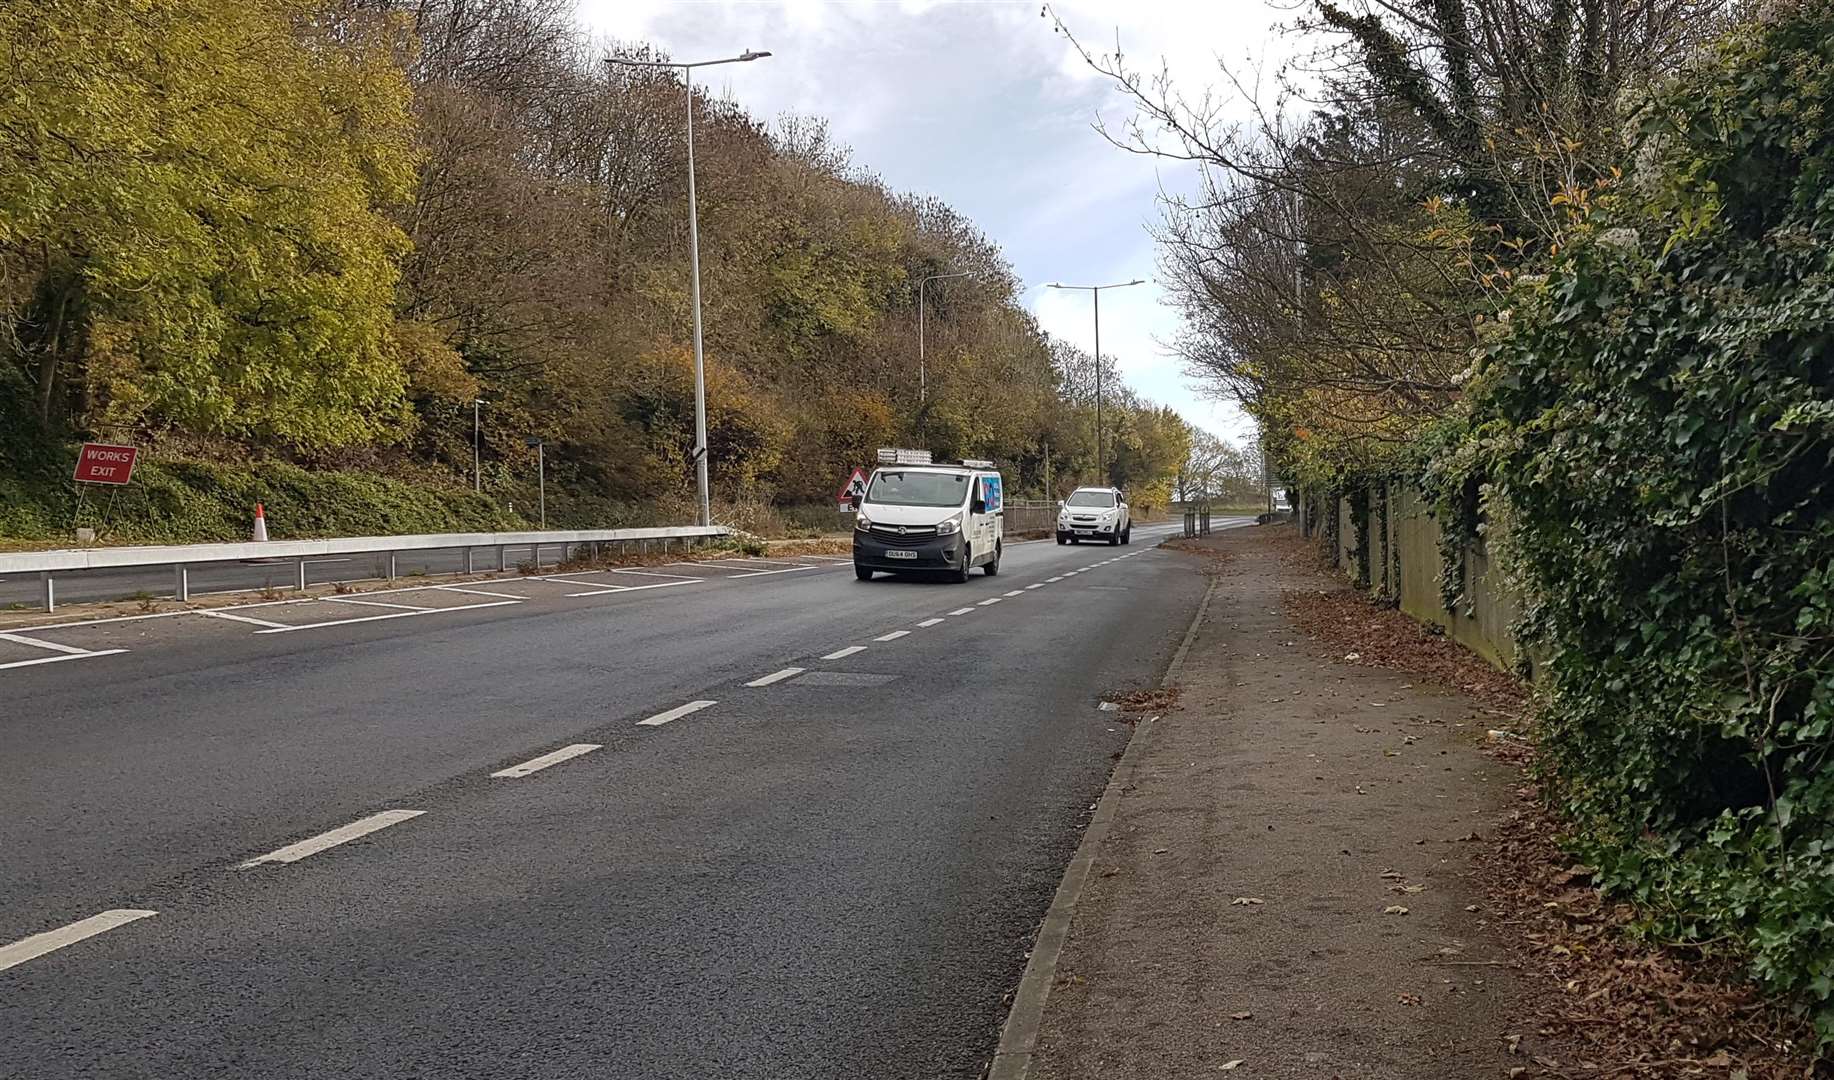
[1045, 278, 1145, 484]
[472, 399, 485, 493]
[917, 271, 970, 406]
[524, 436, 545, 529]
[606, 48, 772, 527]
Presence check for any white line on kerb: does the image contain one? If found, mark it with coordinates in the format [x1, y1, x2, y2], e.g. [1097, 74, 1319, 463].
[978, 597, 1003, 606]
[874, 630, 910, 642]
[0, 649, 127, 671]
[745, 667, 805, 687]
[1003, 589, 1023, 597]
[822, 645, 867, 660]
[491, 743, 601, 778]
[0, 632, 89, 655]
[239, 809, 425, 869]
[917, 618, 945, 628]
[948, 607, 975, 616]
[638, 700, 718, 727]
[0, 910, 158, 973]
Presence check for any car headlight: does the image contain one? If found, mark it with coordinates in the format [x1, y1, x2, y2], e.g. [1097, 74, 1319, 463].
[855, 513, 871, 531]
[936, 516, 960, 535]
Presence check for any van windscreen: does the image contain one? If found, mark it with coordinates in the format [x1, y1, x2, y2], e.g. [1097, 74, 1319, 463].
[866, 471, 967, 508]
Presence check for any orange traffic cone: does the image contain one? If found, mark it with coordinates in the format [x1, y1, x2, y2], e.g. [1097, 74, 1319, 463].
[251, 503, 269, 542]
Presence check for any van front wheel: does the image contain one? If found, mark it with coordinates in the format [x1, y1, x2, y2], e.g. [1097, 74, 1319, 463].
[854, 565, 874, 581]
[983, 541, 1001, 576]
[952, 545, 972, 583]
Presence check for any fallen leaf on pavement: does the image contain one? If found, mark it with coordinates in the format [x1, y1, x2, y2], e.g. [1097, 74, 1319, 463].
[1383, 905, 1410, 915]
[1219, 1060, 1245, 1071]
[1231, 897, 1265, 906]
[1230, 1011, 1253, 1020]
[1397, 992, 1422, 1006]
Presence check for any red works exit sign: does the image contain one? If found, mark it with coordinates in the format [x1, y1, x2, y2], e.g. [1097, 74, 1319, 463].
[73, 443, 139, 485]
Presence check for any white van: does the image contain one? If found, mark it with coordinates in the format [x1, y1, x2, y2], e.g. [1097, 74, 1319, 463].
[852, 451, 1003, 583]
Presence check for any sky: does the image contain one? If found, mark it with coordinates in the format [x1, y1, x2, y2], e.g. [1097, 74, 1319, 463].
[578, 0, 1302, 448]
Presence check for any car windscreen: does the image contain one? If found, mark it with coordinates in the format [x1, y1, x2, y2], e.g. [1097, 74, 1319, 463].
[1067, 490, 1116, 508]
[866, 470, 968, 508]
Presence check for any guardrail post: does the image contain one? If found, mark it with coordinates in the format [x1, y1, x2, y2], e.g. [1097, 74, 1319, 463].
[173, 564, 189, 603]
[295, 558, 308, 591]
[39, 572, 54, 613]
[386, 552, 397, 580]
[495, 545, 507, 572]
[464, 547, 474, 574]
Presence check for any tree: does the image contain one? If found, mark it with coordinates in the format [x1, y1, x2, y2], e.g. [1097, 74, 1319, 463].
[0, 0, 420, 446]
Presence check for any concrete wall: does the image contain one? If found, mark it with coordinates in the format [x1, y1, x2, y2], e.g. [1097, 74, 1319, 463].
[1309, 483, 1520, 672]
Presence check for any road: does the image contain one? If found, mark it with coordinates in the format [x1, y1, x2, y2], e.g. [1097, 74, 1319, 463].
[0, 520, 1244, 1079]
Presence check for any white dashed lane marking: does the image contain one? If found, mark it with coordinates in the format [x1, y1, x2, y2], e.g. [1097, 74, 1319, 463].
[917, 618, 945, 628]
[491, 743, 601, 779]
[978, 598, 1002, 606]
[948, 607, 975, 616]
[822, 646, 867, 660]
[745, 667, 805, 687]
[637, 700, 719, 727]
[874, 630, 910, 642]
[0, 910, 158, 973]
[239, 809, 426, 869]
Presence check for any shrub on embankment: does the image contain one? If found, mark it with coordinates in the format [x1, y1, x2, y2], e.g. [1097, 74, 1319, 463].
[1451, 2, 1834, 1042]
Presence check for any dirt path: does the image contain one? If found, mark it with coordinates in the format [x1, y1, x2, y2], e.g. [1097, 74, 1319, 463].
[1027, 527, 1549, 1078]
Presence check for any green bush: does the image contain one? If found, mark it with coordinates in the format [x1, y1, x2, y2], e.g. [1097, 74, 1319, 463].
[1, 446, 524, 545]
[1462, 1, 1834, 1040]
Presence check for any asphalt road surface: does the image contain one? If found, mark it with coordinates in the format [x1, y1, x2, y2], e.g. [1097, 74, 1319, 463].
[0, 520, 1248, 1080]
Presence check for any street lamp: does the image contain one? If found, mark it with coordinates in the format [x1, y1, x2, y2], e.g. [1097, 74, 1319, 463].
[917, 271, 970, 406]
[1045, 278, 1145, 484]
[472, 399, 485, 493]
[524, 435, 545, 529]
[606, 48, 772, 528]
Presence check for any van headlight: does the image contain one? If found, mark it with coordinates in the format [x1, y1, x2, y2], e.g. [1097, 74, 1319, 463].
[855, 513, 871, 531]
[936, 516, 960, 535]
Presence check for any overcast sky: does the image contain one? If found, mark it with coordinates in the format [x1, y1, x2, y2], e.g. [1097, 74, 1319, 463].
[580, 0, 1301, 447]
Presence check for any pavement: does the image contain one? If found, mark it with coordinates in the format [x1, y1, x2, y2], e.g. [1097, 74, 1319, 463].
[1020, 526, 1543, 1079]
[0, 519, 1242, 1080]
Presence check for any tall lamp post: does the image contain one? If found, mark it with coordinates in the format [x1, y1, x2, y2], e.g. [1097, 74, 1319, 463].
[917, 271, 970, 406]
[1045, 278, 1145, 484]
[607, 48, 772, 527]
[472, 399, 485, 493]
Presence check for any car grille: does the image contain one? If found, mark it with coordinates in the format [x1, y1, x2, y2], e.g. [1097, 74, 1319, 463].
[869, 524, 939, 548]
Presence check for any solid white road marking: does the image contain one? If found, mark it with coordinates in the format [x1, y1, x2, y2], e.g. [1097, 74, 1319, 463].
[978, 597, 1003, 606]
[316, 597, 434, 612]
[730, 566, 818, 579]
[948, 607, 975, 616]
[0, 632, 91, 655]
[745, 667, 805, 687]
[491, 743, 602, 778]
[607, 568, 702, 580]
[435, 585, 529, 599]
[917, 618, 945, 628]
[0, 649, 127, 671]
[822, 645, 867, 660]
[566, 579, 698, 597]
[638, 700, 718, 727]
[255, 600, 520, 633]
[1003, 589, 1023, 597]
[200, 609, 293, 629]
[239, 809, 425, 868]
[874, 630, 910, 642]
[0, 910, 158, 973]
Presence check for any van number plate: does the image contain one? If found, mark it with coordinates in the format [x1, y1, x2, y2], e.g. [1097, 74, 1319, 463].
[886, 549, 918, 559]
